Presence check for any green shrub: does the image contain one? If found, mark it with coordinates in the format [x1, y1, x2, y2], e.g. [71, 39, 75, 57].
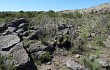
[0, 54, 5, 70]
[61, 13, 75, 18]
[22, 39, 32, 48]
[83, 57, 100, 70]
[39, 52, 51, 63]
[74, 11, 82, 18]
[0, 54, 16, 70]
[96, 39, 105, 47]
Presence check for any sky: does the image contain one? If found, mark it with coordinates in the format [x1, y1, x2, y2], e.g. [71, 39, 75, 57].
[0, 0, 110, 11]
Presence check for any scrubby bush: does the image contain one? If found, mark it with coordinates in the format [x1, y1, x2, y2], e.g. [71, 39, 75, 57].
[74, 11, 82, 18]
[83, 56, 100, 70]
[0, 54, 5, 70]
[22, 39, 32, 48]
[39, 52, 51, 63]
[0, 54, 16, 70]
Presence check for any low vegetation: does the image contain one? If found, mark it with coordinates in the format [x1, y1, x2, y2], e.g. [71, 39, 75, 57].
[0, 4, 110, 69]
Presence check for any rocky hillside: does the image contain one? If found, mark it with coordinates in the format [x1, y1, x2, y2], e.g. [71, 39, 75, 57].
[0, 2, 110, 70]
[60, 2, 110, 13]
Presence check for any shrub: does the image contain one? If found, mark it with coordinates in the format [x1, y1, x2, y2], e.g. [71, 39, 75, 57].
[39, 52, 51, 63]
[83, 57, 100, 70]
[74, 11, 82, 18]
[0, 54, 5, 70]
[61, 13, 75, 18]
[22, 39, 32, 48]
[0, 54, 16, 70]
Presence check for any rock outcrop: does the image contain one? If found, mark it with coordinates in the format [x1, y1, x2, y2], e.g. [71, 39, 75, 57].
[1, 18, 28, 36]
[0, 34, 20, 52]
[28, 44, 49, 53]
[66, 59, 86, 70]
[0, 23, 8, 33]
[0, 34, 37, 70]
[8, 18, 27, 27]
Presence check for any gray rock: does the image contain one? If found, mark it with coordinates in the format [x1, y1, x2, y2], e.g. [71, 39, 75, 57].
[28, 43, 56, 54]
[28, 30, 45, 40]
[16, 28, 24, 33]
[28, 30, 37, 40]
[60, 29, 69, 35]
[30, 26, 39, 30]
[10, 42, 30, 67]
[28, 44, 48, 53]
[71, 31, 78, 39]
[58, 24, 67, 30]
[66, 59, 87, 70]
[9, 18, 27, 27]
[89, 55, 96, 61]
[0, 35, 37, 70]
[96, 58, 109, 68]
[0, 23, 8, 32]
[23, 31, 30, 37]
[5, 27, 16, 33]
[16, 28, 24, 38]
[18, 23, 27, 28]
[31, 51, 46, 59]
[0, 34, 20, 52]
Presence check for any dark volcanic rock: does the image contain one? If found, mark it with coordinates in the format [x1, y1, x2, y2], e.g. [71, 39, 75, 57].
[28, 44, 49, 53]
[0, 34, 37, 70]
[0, 23, 8, 33]
[28, 43, 56, 54]
[10, 42, 30, 67]
[29, 30, 45, 40]
[9, 18, 27, 27]
[0, 34, 20, 52]
[58, 24, 68, 30]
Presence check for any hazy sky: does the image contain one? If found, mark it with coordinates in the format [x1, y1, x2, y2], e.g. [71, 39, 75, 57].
[0, 0, 110, 11]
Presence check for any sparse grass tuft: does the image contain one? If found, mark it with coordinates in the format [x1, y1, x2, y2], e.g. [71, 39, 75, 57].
[39, 51, 51, 63]
[82, 56, 100, 70]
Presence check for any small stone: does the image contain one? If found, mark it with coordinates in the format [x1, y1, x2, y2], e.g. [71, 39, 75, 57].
[75, 54, 80, 58]
[47, 62, 52, 65]
[66, 59, 86, 70]
[47, 68, 51, 70]
[89, 55, 96, 61]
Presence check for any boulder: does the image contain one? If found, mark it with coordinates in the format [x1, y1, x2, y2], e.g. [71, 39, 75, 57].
[28, 30, 37, 40]
[30, 26, 39, 30]
[66, 59, 86, 70]
[23, 31, 30, 37]
[31, 51, 46, 60]
[0, 35, 37, 70]
[0, 23, 8, 32]
[28, 44, 49, 53]
[18, 23, 27, 29]
[71, 31, 78, 39]
[29, 30, 45, 40]
[0, 34, 20, 52]
[16, 28, 24, 38]
[60, 29, 69, 35]
[10, 42, 37, 70]
[9, 18, 27, 27]
[28, 43, 56, 54]
[10, 42, 30, 67]
[58, 24, 67, 30]
[45, 44, 56, 53]
[5, 27, 16, 33]
[16, 28, 24, 34]
[1, 18, 28, 35]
